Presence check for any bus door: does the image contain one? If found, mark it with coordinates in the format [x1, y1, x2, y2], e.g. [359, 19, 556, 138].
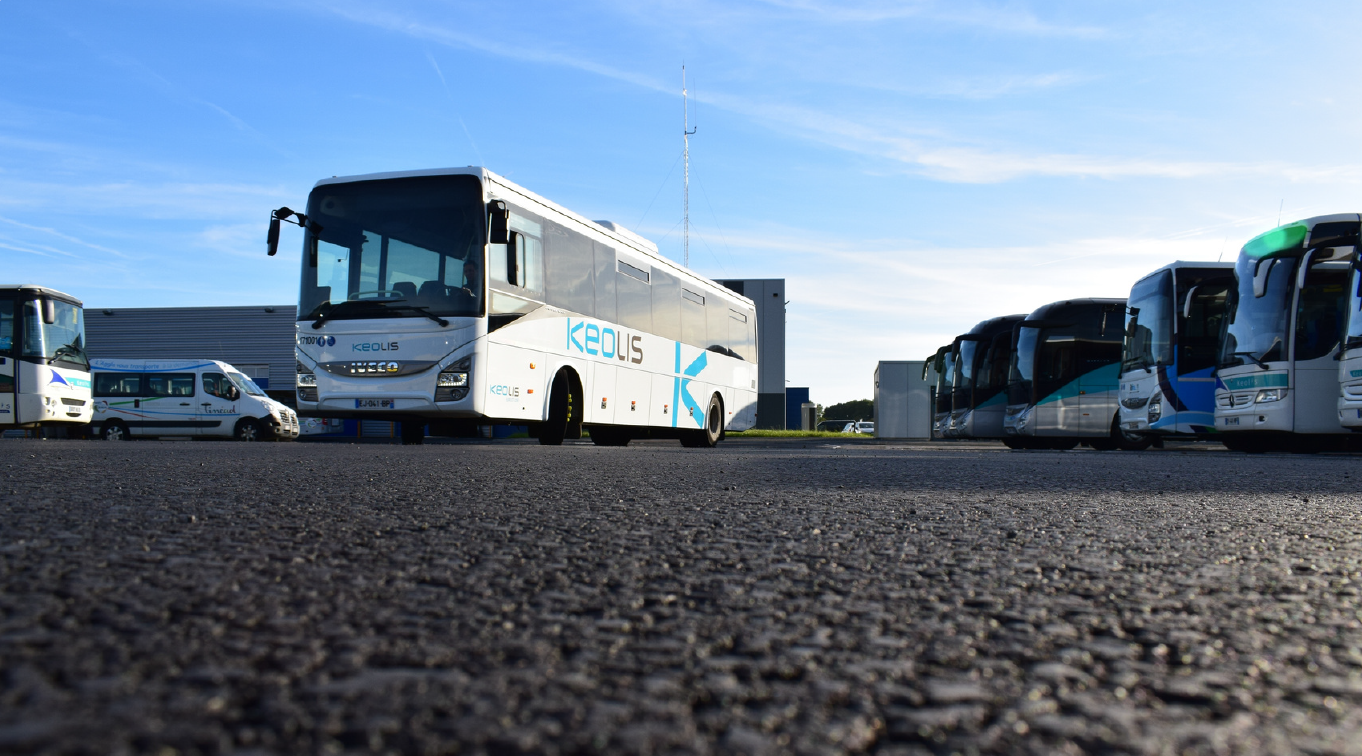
[1292, 261, 1348, 433]
[1174, 280, 1230, 430]
[1076, 306, 1122, 435]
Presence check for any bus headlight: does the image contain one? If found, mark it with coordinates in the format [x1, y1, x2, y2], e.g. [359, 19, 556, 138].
[436, 357, 471, 402]
[1255, 388, 1285, 403]
[437, 372, 467, 388]
[1148, 394, 1162, 423]
[296, 362, 318, 402]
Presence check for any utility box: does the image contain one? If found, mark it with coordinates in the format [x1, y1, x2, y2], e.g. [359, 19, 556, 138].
[874, 361, 931, 439]
[786, 387, 810, 431]
[800, 402, 818, 431]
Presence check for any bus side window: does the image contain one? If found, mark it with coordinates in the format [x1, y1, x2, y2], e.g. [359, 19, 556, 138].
[203, 372, 232, 399]
[593, 243, 616, 323]
[681, 289, 706, 350]
[651, 271, 681, 342]
[94, 372, 144, 397]
[1295, 267, 1348, 361]
[544, 222, 593, 315]
[147, 373, 196, 397]
[0, 301, 12, 355]
[705, 297, 730, 355]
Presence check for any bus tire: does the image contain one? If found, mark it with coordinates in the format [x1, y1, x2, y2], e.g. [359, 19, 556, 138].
[400, 422, 426, 445]
[589, 425, 631, 447]
[540, 370, 582, 446]
[235, 418, 262, 442]
[681, 394, 723, 448]
[101, 421, 129, 441]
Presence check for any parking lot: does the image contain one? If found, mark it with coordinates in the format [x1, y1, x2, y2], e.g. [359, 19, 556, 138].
[2, 438, 1360, 755]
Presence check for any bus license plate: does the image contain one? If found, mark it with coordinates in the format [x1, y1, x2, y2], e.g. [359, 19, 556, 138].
[355, 399, 396, 409]
[1224, 417, 1239, 426]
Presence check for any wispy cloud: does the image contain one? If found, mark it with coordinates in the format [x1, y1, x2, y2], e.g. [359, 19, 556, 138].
[752, 0, 1106, 37]
[0, 215, 129, 258]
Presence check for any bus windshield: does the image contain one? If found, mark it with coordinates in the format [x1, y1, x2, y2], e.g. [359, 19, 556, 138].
[300, 175, 485, 322]
[937, 350, 956, 413]
[1009, 325, 1040, 405]
[20, 299, 87, 370]
[227, 371, 267, 397]
[1220, 255, 1297, 368]
[1347, 267, 1362, 349]
[955, 340, 978, 391]
[1123, 271, 1172, 371]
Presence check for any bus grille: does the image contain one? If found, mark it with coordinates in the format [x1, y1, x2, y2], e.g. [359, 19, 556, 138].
[60, 398, 87, 406]
[1216, 391, 1255, 408]
[1121, 397, 1149, 409]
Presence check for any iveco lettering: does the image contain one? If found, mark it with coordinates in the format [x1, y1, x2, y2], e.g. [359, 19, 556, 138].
[269, 167, 758, 446]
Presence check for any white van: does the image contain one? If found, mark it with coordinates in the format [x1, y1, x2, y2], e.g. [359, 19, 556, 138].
[89, 359, 299, 441]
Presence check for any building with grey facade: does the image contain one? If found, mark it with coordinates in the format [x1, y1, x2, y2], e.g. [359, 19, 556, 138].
[85, 305, 299, 406]
[719, 279, 786, 429]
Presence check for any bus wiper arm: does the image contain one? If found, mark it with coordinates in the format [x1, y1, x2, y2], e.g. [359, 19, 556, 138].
[1227, 348, 1272, 370]
[311, 299, 383, 329]
[387, 305, 449, 327]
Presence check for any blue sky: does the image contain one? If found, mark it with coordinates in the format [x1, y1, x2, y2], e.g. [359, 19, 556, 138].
[4, 1, 1362, 404]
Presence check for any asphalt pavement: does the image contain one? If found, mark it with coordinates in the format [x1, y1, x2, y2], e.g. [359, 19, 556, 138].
[2, 437, 1361, 755]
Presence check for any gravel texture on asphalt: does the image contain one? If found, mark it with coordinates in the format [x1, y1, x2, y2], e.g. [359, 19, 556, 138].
[2, 438, 1361, 756]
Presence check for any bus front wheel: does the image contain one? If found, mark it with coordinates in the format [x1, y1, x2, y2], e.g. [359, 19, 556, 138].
[101, 421, 129, 441]
[540, 370, 582, 446]
[681, 395, 723, 448]
[235, 418, 262, 442]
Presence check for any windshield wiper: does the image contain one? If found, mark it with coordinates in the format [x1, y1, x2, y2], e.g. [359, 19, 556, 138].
[1226, 349, 1272, 370]
[310, 299, 388, 329]
[386, 305, 449, 327]
[50, 344, 87, 364]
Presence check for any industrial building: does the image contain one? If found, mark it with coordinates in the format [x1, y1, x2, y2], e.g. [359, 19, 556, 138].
[719, 279, 786, 429]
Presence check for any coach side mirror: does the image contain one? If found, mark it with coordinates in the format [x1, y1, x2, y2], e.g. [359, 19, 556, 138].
[1182, 285, 1199, 319]
[267, 215, 281, 256]
[488, 200, 509, 244]
[41, 298, 56, 324]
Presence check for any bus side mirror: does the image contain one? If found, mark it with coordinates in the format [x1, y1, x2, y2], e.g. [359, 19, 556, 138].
[1182, 285, 1200, 319]
[267, 215, 281, 256]
[41, 298, 56, 324]
[488, 200, 509, 244]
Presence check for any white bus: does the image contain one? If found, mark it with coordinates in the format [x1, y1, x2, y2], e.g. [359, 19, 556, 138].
[1118, 262, 1233, 441]
[949, 314, 1025, 440]
[0, 285, 92, 433]
[1334, 219, 1362, 431]
[1002, 298, 1128, 450]
[1216, 215, 1354, 452]
[268, 168, 758, 446]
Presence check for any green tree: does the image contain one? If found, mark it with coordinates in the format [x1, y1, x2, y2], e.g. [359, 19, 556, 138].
[822, 399, 872, 421]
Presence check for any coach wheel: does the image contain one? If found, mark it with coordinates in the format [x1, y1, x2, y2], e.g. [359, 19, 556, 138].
[102, 421, 129, 441]
[589, 426, 631, 447]
[681, 394, 723, 448]
[540, 370, 582, 446]
[235, 418, 262, 442]
[401, 422, 426, 445]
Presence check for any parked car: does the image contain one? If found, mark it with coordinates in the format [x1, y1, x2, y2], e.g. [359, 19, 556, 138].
[816, 420, 856, 433]
[855, 421, 875, 435]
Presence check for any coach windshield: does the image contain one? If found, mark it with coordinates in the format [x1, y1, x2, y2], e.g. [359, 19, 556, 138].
[1219, 254, 1296, 368]
[300, 175, 485, 322]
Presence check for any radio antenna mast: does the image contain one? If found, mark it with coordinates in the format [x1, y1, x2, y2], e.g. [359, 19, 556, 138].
[683, 65, 696, 268]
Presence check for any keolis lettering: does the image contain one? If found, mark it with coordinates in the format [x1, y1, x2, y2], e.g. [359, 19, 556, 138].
[567, 319, 643, 364]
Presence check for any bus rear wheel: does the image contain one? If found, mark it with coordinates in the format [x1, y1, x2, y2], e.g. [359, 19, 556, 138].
[235, 418, 262, 442]
[540, 370, 582, 446]
[101, 421, 129, 441]
[681, 395, 723, 448]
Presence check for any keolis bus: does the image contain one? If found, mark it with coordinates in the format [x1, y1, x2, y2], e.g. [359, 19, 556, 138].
[1216, 215, 1354, 452]
[0, 285, 92, 432]
[1003, 298, 1130, 450]
[1118, 262, 1233, 441]
[268, 168, 758, 446]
